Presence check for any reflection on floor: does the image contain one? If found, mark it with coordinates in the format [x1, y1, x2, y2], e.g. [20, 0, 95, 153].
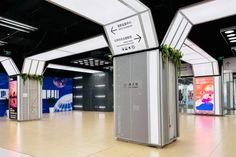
[225, 109, 236, 116]
[0, 111, 235, 157]
[0, 147, 32, 157]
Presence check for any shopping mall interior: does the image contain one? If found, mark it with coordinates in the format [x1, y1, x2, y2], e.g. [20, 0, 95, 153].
[0, 0, 236, 157]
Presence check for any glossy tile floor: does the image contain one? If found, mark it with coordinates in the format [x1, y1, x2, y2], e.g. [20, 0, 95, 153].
[0, 111, 236, 157]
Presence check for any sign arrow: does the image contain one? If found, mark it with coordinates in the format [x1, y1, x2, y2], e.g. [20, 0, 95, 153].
[134, 34, 141, 43]
[111, 27, 117, 35]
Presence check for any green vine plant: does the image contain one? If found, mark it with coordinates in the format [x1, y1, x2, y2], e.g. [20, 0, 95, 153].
[159, 44, 183, 77]
[20, 73, 43, 85]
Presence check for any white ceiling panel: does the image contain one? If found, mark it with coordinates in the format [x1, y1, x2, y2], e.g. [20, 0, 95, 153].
[47, 0, 137, 25]
[28, 35, 108, 61]
[29, 60, 39, 74]
[1, 59, 17, 76]
[29, 50, 70, 61]
[22, 59, 32, 74]
[182, 53, 203, 60]
[123, 0, 148, 12]
[193, 63, 213, 76]
[59, 35, 108, 53]
[181, 0, 236, 25]
[36, 61, 45, 75]
[184, 58, 210, 64]
[0, 56, 8, 62]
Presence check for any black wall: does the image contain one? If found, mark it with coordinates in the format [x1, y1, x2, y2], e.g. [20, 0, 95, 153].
[73, 72, 113, 112]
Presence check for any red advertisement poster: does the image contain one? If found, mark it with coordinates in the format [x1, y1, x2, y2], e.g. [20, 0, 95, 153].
[194, 77, 214, 114]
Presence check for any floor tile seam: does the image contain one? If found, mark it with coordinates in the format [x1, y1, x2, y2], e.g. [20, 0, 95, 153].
[85, 145, 114, 157]
[207, 139, 223, 157]
[0, 147, 36, 157]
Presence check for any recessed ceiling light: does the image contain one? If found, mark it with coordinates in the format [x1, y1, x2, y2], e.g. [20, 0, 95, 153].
[74, 62, 78, 64]
[225, 30, 234, 34]
[228, 37, 236, 40]
[227, 34, 236, 37]
[105, 62, 109, 64]
[89, 58, 93, 60]
[230, 40, 236, 43]
[79, 61, 83, 62]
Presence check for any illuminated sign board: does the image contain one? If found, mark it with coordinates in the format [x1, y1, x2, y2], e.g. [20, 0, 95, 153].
[9, 77, 17, 119]
[105, 15, 146, 55]
[194, 77, 214, 114]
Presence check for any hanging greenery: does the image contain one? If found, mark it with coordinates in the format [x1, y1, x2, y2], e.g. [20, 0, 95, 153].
[159, 44, 183, 77]
[20, 73, 43, 85]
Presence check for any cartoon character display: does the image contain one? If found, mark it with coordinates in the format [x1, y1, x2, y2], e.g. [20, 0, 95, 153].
[195, 78, 214, 114]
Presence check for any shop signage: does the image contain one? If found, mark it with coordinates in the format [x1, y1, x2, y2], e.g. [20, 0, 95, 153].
[194, 77, 215, 114]
[105, 15, 146, 55]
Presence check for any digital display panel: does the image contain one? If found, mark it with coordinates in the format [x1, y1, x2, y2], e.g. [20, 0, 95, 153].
[194, 77, 214, 114]
[9, 77, 17, 119]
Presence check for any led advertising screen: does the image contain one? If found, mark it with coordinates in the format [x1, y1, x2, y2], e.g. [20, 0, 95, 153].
[9, 77, 17, 119]
[194, 77, 214, 114]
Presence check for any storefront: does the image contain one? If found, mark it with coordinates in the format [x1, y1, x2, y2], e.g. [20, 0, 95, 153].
[178, 77, 194, 113]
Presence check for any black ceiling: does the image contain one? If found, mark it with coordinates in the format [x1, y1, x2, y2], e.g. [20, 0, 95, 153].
[0, 0, 103, 71]
[4, 0, 230, 77]
[189, 15, 236, 62]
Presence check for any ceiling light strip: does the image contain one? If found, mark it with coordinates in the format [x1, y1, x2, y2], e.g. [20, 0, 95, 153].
[47, 64, 101, 74]
[0, 17, 37, 30]
[0, 19, 36, 31]
[0, 22, 30, 33]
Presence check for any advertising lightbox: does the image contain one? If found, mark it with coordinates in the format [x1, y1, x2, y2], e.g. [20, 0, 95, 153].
[9, 77, 17, 119]
[194, 77, 215, 114]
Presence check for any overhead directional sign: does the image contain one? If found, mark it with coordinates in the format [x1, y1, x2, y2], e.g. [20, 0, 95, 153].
[105, 15, 147, 55]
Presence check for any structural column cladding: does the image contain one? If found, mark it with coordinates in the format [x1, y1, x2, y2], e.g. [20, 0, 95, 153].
[104, 6, 179, 147]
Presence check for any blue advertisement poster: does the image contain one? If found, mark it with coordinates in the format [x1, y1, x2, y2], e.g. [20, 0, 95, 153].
[0, 73, 9, 117]
[43, 77, 73, 113]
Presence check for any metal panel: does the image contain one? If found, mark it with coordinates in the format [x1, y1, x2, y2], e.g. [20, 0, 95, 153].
[168, 62, 177, 140]
[161, 59, 170, 145]
[130, 53, 148, 143]
[29, 80, 39, 120]
[114, 56, 131, 139]
[21, 78, 30, 121]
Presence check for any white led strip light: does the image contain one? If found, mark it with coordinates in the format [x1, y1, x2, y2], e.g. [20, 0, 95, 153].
[47, 64, 102, 74]
[0, 16, 37, 33]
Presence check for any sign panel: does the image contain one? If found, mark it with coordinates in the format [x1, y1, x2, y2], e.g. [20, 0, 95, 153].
[223, 57, 236, 72]
[9, 77, 17, 119]
[105, 15, 146, 55]
[181, 64, 193, 76]
[194, 77, 214, 114]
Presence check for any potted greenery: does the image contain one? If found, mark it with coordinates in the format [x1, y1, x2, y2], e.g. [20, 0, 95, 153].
[159, 44, 183, 77]
[20, 73, 43, 85]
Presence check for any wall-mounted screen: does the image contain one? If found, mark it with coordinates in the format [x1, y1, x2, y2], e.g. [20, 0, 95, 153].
[194, 77, 214, 114]
[9, 77, 17, 119]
